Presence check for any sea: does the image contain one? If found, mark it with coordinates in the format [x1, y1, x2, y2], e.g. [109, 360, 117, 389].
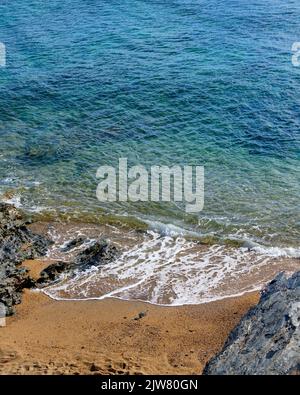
[0, 0, 299, 305]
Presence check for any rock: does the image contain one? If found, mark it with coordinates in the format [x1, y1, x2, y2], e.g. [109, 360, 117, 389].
[74, 239, 119, 269]
[37, 261, 71, 284]
[0, 203, 52, 315]
[203, 271, 300, 375]
[38, 240, 119, 285]
[134, 311, 147, 321]
[90, 363, 100, 372]
[0, 203, 51, 264]
[60, 236, 86, 252]
[0, 204, 119, 312]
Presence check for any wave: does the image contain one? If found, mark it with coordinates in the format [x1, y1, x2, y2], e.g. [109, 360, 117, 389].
[41, 225, 300, 306]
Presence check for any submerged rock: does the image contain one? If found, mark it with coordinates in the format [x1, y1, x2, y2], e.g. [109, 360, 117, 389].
[0, 203, 52, 315]
[38, 240, 119, 284]
[60, 236, 86, 252]
[203, 271, 300, 375]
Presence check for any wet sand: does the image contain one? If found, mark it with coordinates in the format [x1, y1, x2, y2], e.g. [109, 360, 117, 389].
[0, 288, 258, 375]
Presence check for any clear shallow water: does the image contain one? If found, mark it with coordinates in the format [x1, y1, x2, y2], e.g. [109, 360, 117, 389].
[1, 0, 300, 252]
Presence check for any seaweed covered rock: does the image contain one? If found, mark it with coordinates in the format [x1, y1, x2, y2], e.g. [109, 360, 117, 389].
[203, 271, 300, 375]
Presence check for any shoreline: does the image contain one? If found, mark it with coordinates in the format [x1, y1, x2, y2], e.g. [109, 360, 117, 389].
[40, 287, 262, 308]
[0, 204, 296, 375]
[27, 220, 299, 306]
[0, 289, 259, 375]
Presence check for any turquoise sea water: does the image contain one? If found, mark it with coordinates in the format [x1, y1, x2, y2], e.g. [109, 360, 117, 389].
[0, 0, 300, 250]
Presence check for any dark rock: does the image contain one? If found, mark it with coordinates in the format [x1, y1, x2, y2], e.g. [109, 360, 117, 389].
[134, 311, 147, 321]
[0, 271, 36, 315]
[203, 271, 300, 375]
[0, 203, 52, 315]
[0, 203, 51, 264]
[90, 363, 100, 372]
[74, 239, 119, 269]
[0, 204, 119, 314]
[38, 240, 119, 285]
[37, 261, 71, 284]
[60, 236, 86, 252]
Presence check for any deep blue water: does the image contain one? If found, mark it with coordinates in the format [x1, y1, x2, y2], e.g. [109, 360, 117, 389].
[0, 0, 299, 247]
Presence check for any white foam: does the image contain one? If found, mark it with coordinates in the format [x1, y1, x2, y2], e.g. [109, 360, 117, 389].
[1, 194, 50, 214]
[252, 245, 300, 258]
[144, 219, 200, 237]
[45, 226, 98, 262]
[2, 177, 15, 184]
[1, 194, 22, 208]
[43, 230, 300, 306]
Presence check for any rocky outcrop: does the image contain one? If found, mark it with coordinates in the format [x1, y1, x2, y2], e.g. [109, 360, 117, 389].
[38, 240, 119, 285]
[0, 203, 52, 315]
[0, 204, 120, 315]
[37, 261, 70, 284]
[203, 271, 300, 375]
[74, 239, 119, 269]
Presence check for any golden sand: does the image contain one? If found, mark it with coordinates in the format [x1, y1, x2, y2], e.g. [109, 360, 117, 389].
[0, 282, 258, 375]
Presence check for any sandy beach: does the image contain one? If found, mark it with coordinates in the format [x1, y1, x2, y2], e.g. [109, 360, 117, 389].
[0, 211, 296, 376]
[0, 284, 258, 375]
[1, 0, 299, 378]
